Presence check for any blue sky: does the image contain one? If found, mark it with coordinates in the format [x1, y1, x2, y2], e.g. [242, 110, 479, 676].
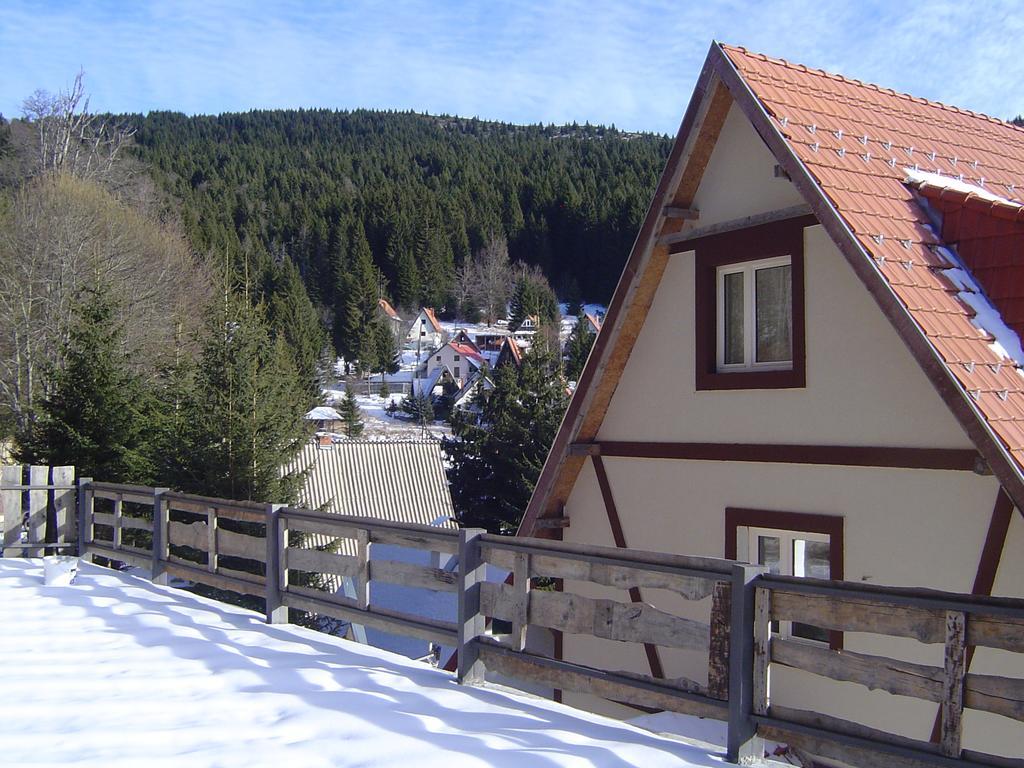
[2, 1, 1022, 134]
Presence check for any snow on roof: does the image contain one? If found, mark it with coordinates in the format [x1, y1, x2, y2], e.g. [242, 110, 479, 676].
[904, 168, 1022, 208]
[306, 406, 342, 421]
[1, 558, 718, 767]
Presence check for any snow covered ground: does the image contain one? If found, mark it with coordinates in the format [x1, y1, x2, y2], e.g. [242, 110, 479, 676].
[1, 558, 726, 767]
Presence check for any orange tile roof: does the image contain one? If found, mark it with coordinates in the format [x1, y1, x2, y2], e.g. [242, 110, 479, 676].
[422, 307, 442, 333]
[378, 298, 401, 321]
[722, 45, 1024, 469]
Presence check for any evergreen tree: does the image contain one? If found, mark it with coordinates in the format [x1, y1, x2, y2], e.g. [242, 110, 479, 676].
[401, 390, 435, 424]
[338, 387, 364, 439]
[372, 317, 401, 383]
[564, 311, 596, 382]
[174, 291, 308, 503]
[268, 256, 326, 400]
[17, 283, 153, 483]
[444, 343, 568, 533]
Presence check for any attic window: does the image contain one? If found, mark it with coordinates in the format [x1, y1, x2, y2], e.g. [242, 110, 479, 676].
[716, 257, 792, 370]
[694, 215, 810, 390]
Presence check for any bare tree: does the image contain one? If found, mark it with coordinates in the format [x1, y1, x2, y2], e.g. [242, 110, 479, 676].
[21, 70, 135, 181]
[469, 235, 513, 325]
[0, 175, 211, 433]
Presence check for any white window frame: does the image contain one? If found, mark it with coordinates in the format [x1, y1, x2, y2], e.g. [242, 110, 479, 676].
[737, 525, 831, 643]
[715, 255, 793, 372]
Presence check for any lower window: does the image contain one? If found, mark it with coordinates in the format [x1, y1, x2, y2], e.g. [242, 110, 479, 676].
[725, 508, 844, 649]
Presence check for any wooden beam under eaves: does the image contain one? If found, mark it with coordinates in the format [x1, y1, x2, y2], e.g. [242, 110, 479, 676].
[662, 206, 700, 221]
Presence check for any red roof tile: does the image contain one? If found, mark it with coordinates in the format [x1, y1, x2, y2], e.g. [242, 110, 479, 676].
[723, 44, 1024, 474]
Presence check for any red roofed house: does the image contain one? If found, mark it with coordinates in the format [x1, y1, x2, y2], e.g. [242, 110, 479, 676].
[377, 298, 403, 340]
[407, 307, 445, 350]
[517, 43, 1024, 757]
[427, 340, 486, 387]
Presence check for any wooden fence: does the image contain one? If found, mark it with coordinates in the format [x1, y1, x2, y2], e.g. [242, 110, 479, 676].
[5, 468, 1024, 766]
[1, 465, 76, 556]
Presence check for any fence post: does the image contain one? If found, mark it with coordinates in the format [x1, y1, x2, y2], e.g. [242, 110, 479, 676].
[151, 488, 169, 585]
[457, 527, 487, 685]
[76, 477, 94, 562]
[727, 563, 767, 764]
[265, 504, 288, 624]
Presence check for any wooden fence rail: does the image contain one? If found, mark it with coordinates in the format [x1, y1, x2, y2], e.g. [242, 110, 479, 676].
[5, 468, 1024, 767]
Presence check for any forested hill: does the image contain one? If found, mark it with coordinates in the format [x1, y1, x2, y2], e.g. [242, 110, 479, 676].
[129, 109, 672, 308]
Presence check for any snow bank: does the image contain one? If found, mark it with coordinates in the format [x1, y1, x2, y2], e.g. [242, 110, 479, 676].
[0, 559, 722, 767]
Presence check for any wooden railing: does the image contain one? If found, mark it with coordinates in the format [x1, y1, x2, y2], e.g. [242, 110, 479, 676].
[752, 576, 1024, 768]
[456, 529, 738, 725]
[8, 470, 1024, 766]
[1, 464, 76, 556]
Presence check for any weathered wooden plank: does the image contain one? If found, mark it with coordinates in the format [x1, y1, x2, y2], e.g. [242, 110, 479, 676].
[771, 589, 945, 643]
[118, 516, 153, 533]
[371, 528, 459, 555]
[91, 490, 154, 506]
[509, 552, 530, 650]
[355, 529, 369, 610]
[113, 496, 123, 550]
[481, 582, 710, 651]
[168, 519, 208, 551]
[27, 466, 47, 556]
[482, 534, 734, 577]
[282, 588, 458, 646]
[206, 508, 218, 572]
[52, 466, 75, 546]
[752, 586, 771, 716]
[286, 547, 360, 578]
[758, 704, 1024, 768]
[477, 641, 725, 720]
[283, 517, 360, 539]
[287, 582, 358, 610]
[969, 613, 1024, 653]
[1, 465, 23, 555]
[163, 560, 264, 598]
[216, 527, 266, 563]
[369, 559, 459, 593]
[85, 544, 152, 570]
[707, 581, 731, 700]
[941, 611, 966, 758]
[217, 564, 265, 587]
[482, 545, 717, 600]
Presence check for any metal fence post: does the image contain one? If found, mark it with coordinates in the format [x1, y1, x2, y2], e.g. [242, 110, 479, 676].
[76, 477, 93, 562]
[727, 562, 768, 764]
[265, 504, 288, 624]
[151, 488, 169, 585]
[457, 527, 487, 685]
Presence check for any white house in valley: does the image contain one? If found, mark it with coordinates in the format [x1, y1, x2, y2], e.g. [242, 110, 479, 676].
[518, 43, 1024, 759]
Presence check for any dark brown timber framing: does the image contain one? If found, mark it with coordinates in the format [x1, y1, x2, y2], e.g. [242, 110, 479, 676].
[591, 454, 665, 680]
[569, 441, 982, 472]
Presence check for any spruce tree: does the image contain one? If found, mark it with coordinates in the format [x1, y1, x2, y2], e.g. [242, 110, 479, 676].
[401, 391, 435, 424]
[444, 343, 568, 533]
[176, 291, 308, 503]
[564, 311, 596, 382]
[338, 387, 364, 439]
[268, 256, 326, 400]
[18, 283, 154, 483]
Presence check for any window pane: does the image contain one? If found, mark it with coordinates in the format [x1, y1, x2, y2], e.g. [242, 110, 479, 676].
[793, 538, 831, 642]
[794, 539, 831, 580]
[757, 535, 781, 575]
[755, 264, 792, 363]
[723, 271, 744, 364]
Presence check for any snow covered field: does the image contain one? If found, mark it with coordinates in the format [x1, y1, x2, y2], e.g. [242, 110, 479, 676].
[0, 558, 725, 767]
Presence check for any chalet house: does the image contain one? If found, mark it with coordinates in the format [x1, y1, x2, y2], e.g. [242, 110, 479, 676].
[494, 336, 524, 370]
[452, 371, 494, 418]
[513, 314, 540, 341]
[583, 312, 603, 335]
[407, 307, 444, 350]
[517, 43, 1024, 756]
[377, 298, 403, 340]
[426, 340, 486, 387]
[305, 406, 343, 433]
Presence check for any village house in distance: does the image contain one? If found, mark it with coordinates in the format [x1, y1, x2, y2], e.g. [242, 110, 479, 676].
[519, 42, 1024, 757]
